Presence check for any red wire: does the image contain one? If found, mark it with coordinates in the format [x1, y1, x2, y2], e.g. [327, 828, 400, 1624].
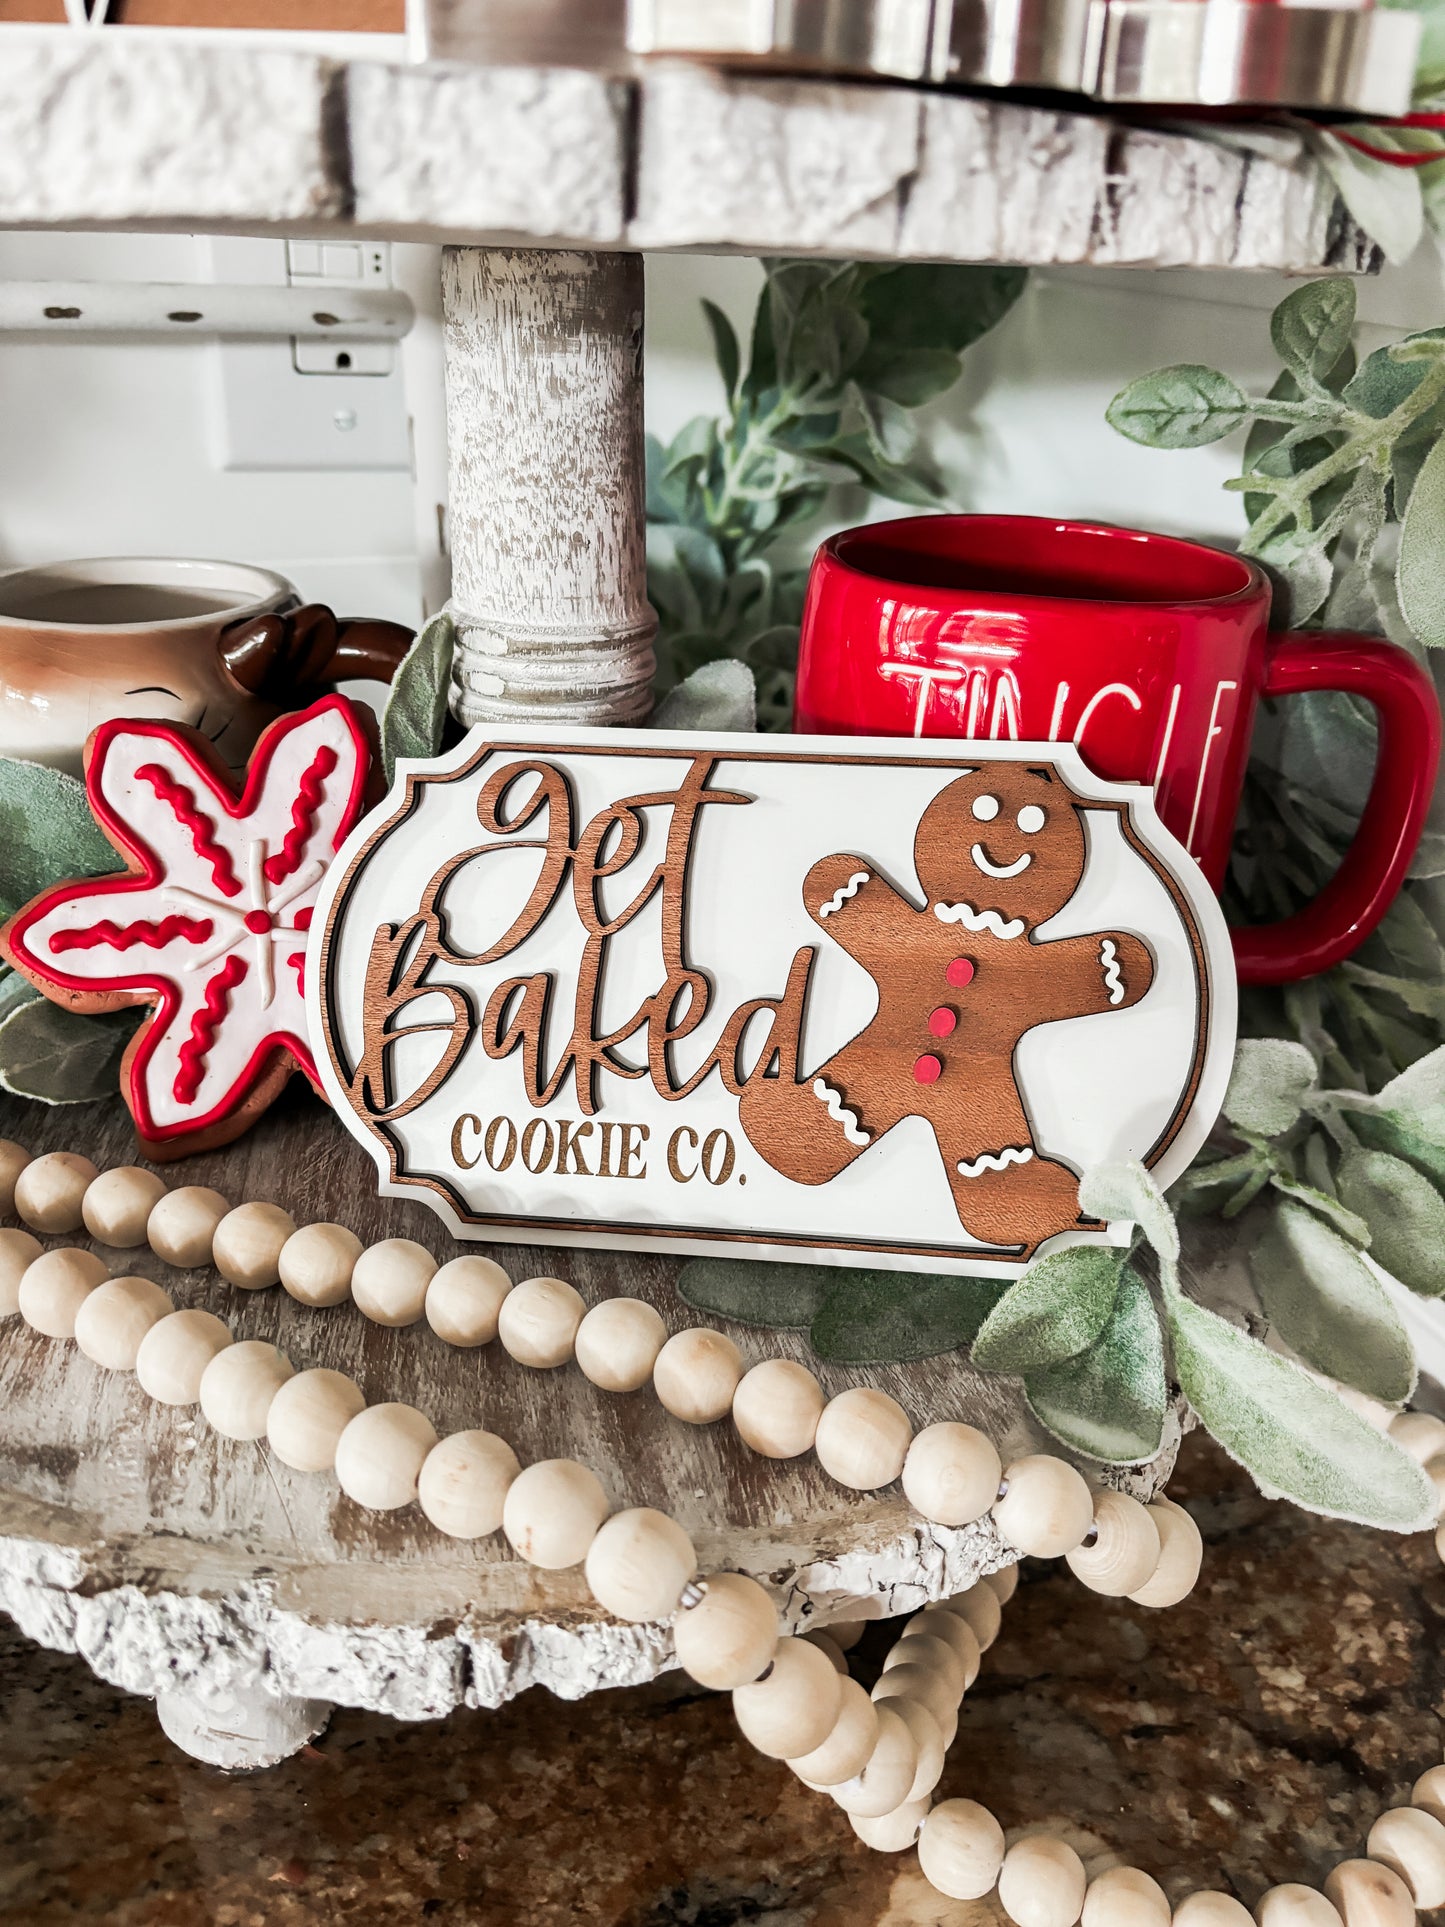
[1336, 111, 1445, 167]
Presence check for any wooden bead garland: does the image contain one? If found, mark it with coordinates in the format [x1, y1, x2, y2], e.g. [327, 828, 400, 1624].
[732, 1358, 824, 1459]
[74, 1275, 173, 1371]
[147, 1186, 230, 1268]
[350, 1238, 436, 1327]
[994, 1453, 1095, 1558]
[916, 1798, 1006, 1900]
[998, 1833, 1088, 1927]
[279, 1223, 363, 1309]
[212, 1202, 297, 1290]
[266, 1367, 366, 1472]
[0, 1227, 41, 1317]
[1066, 1490, 1162, 1597]
[1370, 1809, 1445, 1909]
[653, 1326, 743, 1423]
[733, 1634, 842, 1758]
[1324, 1861, 1417, 1927]
[903, 1420, 1004, 1526]
[786, 1675, 879, 1786]
[948, 1578, 1002, 1652]
[584, 1506, 697, 1622]
[17, 1246, 108, 1337]
[417, 1429, 520, 1539]
[671, 1571, 779, 1689]
[829, 1702, 919, 1817]
[14, 1151, 98, 1234]
[1082, 1864, 1171, 1927]
[497, 1275, 585, 1368]
[334, 1402, 439, 1510]
[198, 1340, 294, 1440]
[0, 1138, 32, 1216]
[425, 1255, 512, 1347]
[813, 1386, 912, 1491]
[873, 1691, 945, 1804]
[1174, 1893, 1254, 1927]
[1129, 1497, 1204, 1609]
[853, 1797, 931, 1853]
[81, 1166, 167, 1249]
[575, 1297, 667, 1393]
[135, 1307, 232, 1405]
[501, 1458, 608, 1569]
[1257, 1884, 1356, 1927]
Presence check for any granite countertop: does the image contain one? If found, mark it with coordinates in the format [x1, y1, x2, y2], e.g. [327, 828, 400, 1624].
[2, 1432, 1442, 1927]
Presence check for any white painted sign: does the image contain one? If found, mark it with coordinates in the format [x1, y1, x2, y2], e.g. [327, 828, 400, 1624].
[308, 727, 1237, 1276]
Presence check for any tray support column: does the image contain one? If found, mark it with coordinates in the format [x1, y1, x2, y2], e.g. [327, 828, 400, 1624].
[442, 246, 656, 727]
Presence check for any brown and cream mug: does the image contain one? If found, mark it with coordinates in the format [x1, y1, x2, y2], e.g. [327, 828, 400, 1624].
[0, 556, 414, 776]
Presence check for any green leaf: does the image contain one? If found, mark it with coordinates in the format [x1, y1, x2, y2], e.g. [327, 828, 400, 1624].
[1223, 1038, 1318, 1138]
[1105, 366, 1251, 449]
[809, 1270, 1005, 1363]
[701, 298, 741, 403]
[0, 758, 119, 921]
[1166, 1293, 1435, 1528]
[380, 613, 450, 786]
[649, 660, 756, 733]
[1078, 1161, 1179, 1275]
[1398, 430, 1445, 647]
[1269, 279, 1357, 390]
[856, 264, 1027, 362]
[1266, 1171, 1370, 1246]
[678, 1258, 832, 1329]
[1354, 1108, 1445, 1190]
[858, 348, 966, 408]
[0, 969, 39, 1026]
[1336, 1149, 1445, 1295]
[971, 1244, 1126, 1373]
[1025, 1270, 1167, 1464]
[0, 997, 138, 1105]
[1344, 329, 1445, 420]
[817, 434, 952, 509]
[1251, 1199, 1415, 1402]
[1314, 131, 1425, 265]
[851, 385, 919, 467]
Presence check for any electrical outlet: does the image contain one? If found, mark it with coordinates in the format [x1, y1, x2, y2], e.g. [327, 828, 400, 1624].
[207, 236, 412, 471]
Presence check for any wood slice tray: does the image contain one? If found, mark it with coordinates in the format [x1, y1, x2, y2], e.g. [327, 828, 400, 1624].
[0, 1085, 1174, 1728]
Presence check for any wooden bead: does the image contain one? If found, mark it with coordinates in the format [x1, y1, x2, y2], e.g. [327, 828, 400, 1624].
[851, 1798, 930, 1853]
[995, 1455, 1094, 1558]
[585, 1507, 697, 1622]
[829, 1618, 867, 1651]
[733, 1359, 824, 1459]
[787, 1675, 879, 1785]
[335, 1403, 439, 1511]
[136, 1307, 232, 1405]
[350, 1238, 437, 1327]
[1067, 1490, 1162, 1597]
[147, 1185, 229, 1267]
[883, 1632, 967, 1702]
[871, 1660, 957, 1733]
[1174, 1897, 1264, 1927]
[497, 1274, 585, 1367]
[213, 1202, 297, 1290]
[805, 1629, 848, 1673]
[266, 1368, 366, 1472]
[829, 1704, 919, 1817]
[502, 1458, 608, 1569]
[874, 1691, 945, 1803]
[917, 1797, 1006, 1900]
[913, 1607, 982, 1687]
[904, 1421, 1003, 1526]
[74, 1275, 173, 1370]
[1130, 1498, 1204, 1609]
[278, 1223, 363, 1308]
[1323, 1861, 1415, 1927]
[986, 1563, 1020, 1605]
[417, 1430, 520, 1539]
[814, 1387, 912, 1490]
[999, 1836, 1088, 1927]
[14, 1151, 98, 1234]
[0, 1138, 32, 1215]
[653, 1327, 744, 1423]
[1254, 1886, 1346, 1927]
[731, 1634, 842, 1759]
[1085, 1867, 1171, 1927]
[575, 1297, 667, 1392]
[81, 1165, 167, 1248]
[1389, 1411, 1445, 1465]
[0, 1227, 41, 1317]
[948, 1582, 1003, 1652]
[1369, 1806, 1445, 1908]
[1412, 1764, 1445, 1826]
[673, 1572, 779, 1689]
[18, 1247, 108, 1337]
[199, 1340, 293, 1440]
[425, 1255, 512, 1347]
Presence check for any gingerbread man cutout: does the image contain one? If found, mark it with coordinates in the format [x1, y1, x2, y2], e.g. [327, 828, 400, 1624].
[737, 764, 1154, 1256]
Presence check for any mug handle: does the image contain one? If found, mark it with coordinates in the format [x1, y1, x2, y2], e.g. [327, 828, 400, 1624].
[1231, 631, 1442, 986]
[217, 602, 414, 701]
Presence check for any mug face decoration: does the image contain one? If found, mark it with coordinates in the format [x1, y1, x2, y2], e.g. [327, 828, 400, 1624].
[0, 695, 377, 1159]
[310, 726, 1236, 1277]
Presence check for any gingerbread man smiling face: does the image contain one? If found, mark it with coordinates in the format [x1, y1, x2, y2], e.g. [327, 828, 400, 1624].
[737, 764, 1156, 1257]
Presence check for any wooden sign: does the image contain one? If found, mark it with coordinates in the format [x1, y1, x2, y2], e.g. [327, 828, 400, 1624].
[309, 728, 1236, 1277]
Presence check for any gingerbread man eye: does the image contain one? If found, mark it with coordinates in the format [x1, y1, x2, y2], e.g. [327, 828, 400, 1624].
[1017, 804, 1046, 834]
[971, 794, 1000, 822]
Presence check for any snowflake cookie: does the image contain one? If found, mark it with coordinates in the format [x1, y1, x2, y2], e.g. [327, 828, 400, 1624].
[1, 694, 375, 1159]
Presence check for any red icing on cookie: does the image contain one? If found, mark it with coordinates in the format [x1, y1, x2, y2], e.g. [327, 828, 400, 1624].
[928, 1006, 957, 1039]
[0, 693, 375, 1160]
[913, 1053, 943, 1085]
[945, 956, 975, 988]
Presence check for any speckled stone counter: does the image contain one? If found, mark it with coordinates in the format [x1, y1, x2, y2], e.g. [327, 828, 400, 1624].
[2, 1433, 1442, 1926]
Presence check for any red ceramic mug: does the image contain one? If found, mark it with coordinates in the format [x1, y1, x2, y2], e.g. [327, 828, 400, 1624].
[793, 515, 1442, 985]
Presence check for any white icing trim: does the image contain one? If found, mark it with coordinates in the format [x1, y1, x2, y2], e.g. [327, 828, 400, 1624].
[818, 870, 869, 918]
[1100, 937, 1125, 1006]
[956, 1147, 1034, 1178]
[933, 902, 1025, 941]
[812, 1077, 870, 1146]
[970, 842, 1031, 880]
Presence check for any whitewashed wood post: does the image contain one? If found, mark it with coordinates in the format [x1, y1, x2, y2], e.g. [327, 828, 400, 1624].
[442, 247, 656, 727]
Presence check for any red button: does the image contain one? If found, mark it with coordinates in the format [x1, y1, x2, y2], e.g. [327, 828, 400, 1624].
[946, 956, 975, 988]
[913, 1054, 942, 1085]
[928, 1006, 957, 1039]
[244, 908, 273, 934]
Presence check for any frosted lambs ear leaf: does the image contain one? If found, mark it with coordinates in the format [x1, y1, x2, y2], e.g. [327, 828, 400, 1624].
[0, 758, 118, 921]
[1336, 1150, 1445, 1297]
[1223, 1038, 1318, 1138]
[0, 997, 138, 1106]
[1025, 1269, 1166, 1464]
[1269, 279, 1357, 389]
[971, 1245, 1125, 1374]
[678, 1258, 830, 1330]
[1166, 1293, 1435, 1528]
[650, 660, 757, 733]
[1105, 366, 1250, 448]
[1078, 1161, 1179, 1278]
[1398, 432, 1445, 649]
[381, 613, 454, 785]
[1251, 1198, 1415, 1404]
